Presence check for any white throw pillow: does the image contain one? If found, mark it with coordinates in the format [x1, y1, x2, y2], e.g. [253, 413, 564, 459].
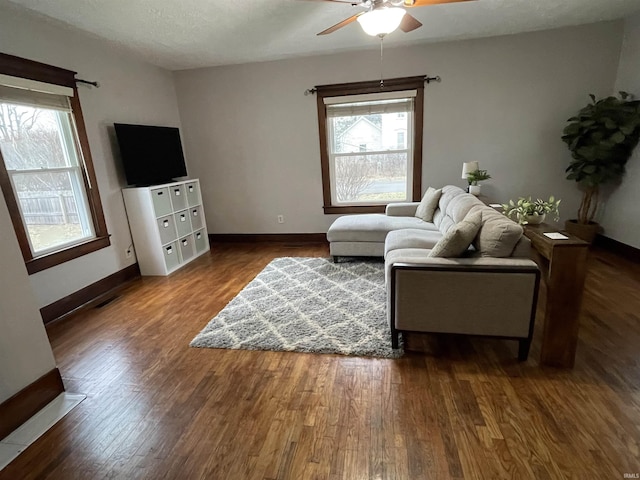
[429, 210, 482, 258]
[415, 187, 442, 222]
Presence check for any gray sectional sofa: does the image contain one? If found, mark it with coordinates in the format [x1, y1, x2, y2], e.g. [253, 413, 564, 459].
[327, 185, 540, 360]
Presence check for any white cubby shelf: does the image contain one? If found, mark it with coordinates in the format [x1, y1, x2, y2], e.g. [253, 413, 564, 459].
[122, 179, 210, 276]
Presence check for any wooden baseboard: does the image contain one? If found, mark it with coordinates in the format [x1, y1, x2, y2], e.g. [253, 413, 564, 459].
[594, 234, 640, 263]
[40, 263, 141, 324]
[0, 368, 64, 440]
[209, 233, 327, 244]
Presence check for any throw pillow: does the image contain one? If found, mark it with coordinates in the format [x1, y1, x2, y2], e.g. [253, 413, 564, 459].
[429, 210, 482, 258]
[415, 187, 442, 222]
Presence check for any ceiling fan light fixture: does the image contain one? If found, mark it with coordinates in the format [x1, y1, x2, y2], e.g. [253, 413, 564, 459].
[357, 7, 406, 37]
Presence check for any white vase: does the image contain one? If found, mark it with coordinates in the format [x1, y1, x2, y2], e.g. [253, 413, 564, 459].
[469, 185, 481, 196]
[525, 213, 546, 225]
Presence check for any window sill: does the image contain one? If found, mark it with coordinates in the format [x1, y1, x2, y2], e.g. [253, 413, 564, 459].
[26, 235, 111, 275]
[323, 205, 386, 214]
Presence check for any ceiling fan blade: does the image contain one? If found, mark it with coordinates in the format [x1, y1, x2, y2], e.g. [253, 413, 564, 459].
[404, 0, 476, 6]
[399, 13, 422, 32]
[317, 12, 364, 35]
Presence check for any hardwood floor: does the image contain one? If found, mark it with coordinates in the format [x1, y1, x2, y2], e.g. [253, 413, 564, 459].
[2, 242, 640, 479]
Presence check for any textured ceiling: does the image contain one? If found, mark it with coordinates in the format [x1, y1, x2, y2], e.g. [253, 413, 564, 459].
[5, 0, 640, 70]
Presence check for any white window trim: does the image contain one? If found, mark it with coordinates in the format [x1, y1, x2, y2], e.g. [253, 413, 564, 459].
[326, 92, 415, 207]
[0, 105, 97, 256]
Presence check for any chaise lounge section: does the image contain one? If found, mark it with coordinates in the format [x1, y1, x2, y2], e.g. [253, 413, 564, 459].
[326, 209, 439, 259]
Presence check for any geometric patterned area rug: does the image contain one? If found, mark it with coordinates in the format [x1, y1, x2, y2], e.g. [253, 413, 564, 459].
[190, 257, 402, 358]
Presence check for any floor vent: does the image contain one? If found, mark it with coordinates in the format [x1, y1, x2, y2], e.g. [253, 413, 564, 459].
[94, 295, 118, 309]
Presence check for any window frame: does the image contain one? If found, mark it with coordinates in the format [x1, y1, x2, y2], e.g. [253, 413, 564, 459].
[0, 52, 109, 274]
[315, 76, 425, 214]
[327, 108, 414, 207]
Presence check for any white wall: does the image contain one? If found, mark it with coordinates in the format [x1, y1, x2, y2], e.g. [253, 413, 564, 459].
[174, 22, 623, 234]
[0, 194, 56, 403]
[0, 4, 183, 307]
[601, 13, 640, 249]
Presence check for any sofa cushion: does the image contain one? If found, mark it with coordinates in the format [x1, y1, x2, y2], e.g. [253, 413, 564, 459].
[415, 187, 442, 222]
[447, 194, 484, 223]
[384, 229, 443, 257]
[385, 248, 434, 284]
[433, 186, 482, 234]
[437, 185, 466, 212]
[511, 236, 532, 258]
[327, 214, 438, 243]
[429, 210, 482, 257]
[472, 205, 524, 257]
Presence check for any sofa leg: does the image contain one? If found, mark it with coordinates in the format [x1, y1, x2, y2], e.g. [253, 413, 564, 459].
[518, 338, 531, 361]
[332, 256, 340, 263]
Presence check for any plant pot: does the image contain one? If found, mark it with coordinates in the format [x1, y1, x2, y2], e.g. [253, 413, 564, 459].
[526, 213, 546, 225]
[564, 219, 599, 243]
[468, 185, 481, 196]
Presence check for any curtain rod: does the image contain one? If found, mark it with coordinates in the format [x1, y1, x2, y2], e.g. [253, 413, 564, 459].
[304, 75, 440, 96]
[76, 78, 100, 88]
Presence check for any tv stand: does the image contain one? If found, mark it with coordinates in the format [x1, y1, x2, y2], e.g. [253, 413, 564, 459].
[122, 179, 210, 276]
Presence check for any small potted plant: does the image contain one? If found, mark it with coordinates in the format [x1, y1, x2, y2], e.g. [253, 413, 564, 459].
[561, 92, 640, 242]
[466, 169, 491, 196]
[502, 196, 561, 225]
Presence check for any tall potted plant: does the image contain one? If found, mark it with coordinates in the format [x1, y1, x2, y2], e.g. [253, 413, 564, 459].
[561, 92, 640, 242]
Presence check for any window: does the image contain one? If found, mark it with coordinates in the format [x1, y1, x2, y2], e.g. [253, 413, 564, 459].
[0, 53, 109, 274]
[327, 97, 413, 206]
[315, 76, 425, 214]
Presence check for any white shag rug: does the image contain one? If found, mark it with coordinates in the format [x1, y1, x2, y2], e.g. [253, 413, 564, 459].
[190, 257, 401, 358]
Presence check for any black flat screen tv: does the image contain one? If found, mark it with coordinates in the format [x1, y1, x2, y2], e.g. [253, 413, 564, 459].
[114, 123, 188, 186]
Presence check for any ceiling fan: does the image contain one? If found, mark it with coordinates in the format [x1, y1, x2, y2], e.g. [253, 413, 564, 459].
[314, 0, 475, 37]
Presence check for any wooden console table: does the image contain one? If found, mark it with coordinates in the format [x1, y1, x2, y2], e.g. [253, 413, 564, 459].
[523, 223, 589, 368]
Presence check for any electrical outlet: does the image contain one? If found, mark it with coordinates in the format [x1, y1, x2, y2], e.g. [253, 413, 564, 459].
[277, 215, 284, 224]
[125, 245, 134, 258]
